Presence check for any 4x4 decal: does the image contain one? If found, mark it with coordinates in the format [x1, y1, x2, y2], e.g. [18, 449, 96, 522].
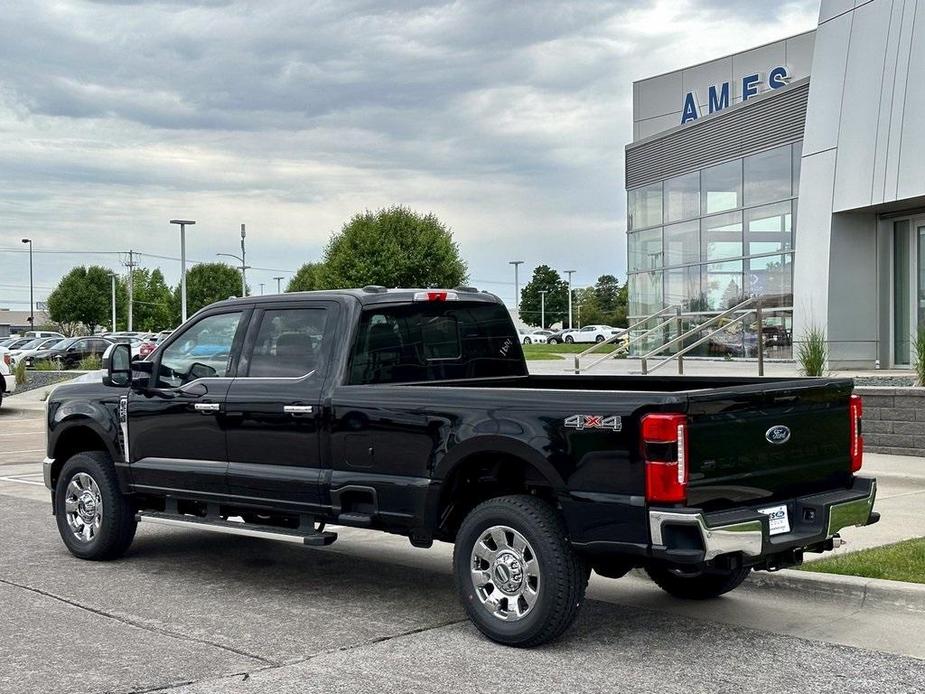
[564, 414, 622, 431]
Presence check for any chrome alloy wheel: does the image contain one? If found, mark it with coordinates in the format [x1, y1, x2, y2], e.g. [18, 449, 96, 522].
[64, 472, 103, 543]
[470, 525, 540, 621]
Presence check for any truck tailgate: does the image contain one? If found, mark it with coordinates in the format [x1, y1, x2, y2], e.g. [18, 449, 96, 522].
[685, 379, 854, 510]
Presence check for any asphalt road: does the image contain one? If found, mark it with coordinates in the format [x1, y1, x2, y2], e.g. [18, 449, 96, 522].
[2, 406, 924, 694]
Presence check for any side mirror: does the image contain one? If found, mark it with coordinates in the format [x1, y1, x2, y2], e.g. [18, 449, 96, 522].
[102, 343, 131, 387]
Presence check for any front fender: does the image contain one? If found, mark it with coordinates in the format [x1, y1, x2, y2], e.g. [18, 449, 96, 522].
[49, 400, 122, 464]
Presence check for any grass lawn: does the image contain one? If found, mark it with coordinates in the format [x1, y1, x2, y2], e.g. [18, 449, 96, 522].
[521, 343, 622, 359]
[798, 537, 925, 584]
[521, 345, 565, 360]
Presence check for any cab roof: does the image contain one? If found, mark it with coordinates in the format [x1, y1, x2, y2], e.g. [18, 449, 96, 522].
[209, 286, 504, 309]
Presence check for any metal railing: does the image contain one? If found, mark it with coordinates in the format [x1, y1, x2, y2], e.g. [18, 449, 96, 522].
[572, 305, 682, 374]
[639, 297, 765, 376]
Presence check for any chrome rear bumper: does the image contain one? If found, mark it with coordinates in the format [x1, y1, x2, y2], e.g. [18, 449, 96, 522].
[649, 478, 877, 562]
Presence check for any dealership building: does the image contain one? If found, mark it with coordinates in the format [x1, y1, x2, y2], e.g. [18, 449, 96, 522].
[625, 0, 925, 369]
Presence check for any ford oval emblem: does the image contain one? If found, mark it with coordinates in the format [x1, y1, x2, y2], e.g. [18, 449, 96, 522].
[766, 425, 791, 445]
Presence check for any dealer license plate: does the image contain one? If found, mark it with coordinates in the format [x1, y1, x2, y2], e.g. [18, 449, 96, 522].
[758, 504, 791, 536]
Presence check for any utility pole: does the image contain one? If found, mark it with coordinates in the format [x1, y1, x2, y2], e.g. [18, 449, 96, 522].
[259, 283, 264, 295]
[240, 224, 247, 296]
[126, 250, 136, 332]
[273, 276, 284, 293]
[564, 270, 576, 329]
[539, 290, 547, 328]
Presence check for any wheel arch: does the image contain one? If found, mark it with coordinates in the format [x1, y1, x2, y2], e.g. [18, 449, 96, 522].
[430, 437, 567, 541]
[49, 420, 121, 496]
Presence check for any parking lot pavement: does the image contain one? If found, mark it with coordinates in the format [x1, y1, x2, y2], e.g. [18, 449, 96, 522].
[3, 406, 925, 693]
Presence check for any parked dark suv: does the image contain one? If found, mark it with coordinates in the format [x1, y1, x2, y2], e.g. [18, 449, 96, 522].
[32, 336, 113, 368]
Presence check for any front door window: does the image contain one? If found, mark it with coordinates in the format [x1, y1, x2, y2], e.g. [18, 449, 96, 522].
[156, 312, 242, 387]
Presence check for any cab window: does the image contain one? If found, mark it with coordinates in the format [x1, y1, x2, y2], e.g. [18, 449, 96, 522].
[245, 308, 329, 378]
[156, 312, 243, 387]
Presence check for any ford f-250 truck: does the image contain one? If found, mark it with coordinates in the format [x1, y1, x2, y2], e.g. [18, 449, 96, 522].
[43, 287, 878, 647]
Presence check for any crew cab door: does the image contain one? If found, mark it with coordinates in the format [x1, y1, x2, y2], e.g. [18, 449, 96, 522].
[127, 309, 248, 496]
[223, 302, 337, 512]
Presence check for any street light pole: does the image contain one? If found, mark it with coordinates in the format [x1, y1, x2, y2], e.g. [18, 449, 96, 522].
[216, 253, 251, 296]
[539, 290, 547, 328]
[20, 238, 33, 329]
[170, 220, 196, 324]
[259, 283, 264, 295]
[509, 260, 524, 322]
[240, 224, 247, 296]
[109, 273, 117, 331]
[564, 270, 576, 329]
[273, 276, 284, 293]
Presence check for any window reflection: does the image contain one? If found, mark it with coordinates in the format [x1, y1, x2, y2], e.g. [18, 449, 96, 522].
[744, 145, 792, 206]
[664, 172, 700, 223]
[628, 183, 662, 230]
[701, 160, 741, 214]
[628, 228, 663, 271]
[702, 212, 742, 261]
[664, 220, 699, 266]
[746, 201, 792, 255]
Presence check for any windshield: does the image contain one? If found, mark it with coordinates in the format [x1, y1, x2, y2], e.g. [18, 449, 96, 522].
[48, 338, 77, 350]
[19, 338, 44, 350]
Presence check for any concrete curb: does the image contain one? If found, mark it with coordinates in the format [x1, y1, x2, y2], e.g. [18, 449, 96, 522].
[746, 568, 925, 613]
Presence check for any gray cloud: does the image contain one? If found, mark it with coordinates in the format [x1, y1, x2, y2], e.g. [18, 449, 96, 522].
[0, 0, 818, 310]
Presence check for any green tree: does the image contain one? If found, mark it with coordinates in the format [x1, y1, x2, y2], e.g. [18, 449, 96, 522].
[173, 263, 245, 322]
[519, 265, 568, 328]
[287, 262, 326, 292]
[116, 268, 175, 331]
[322, 206, 467, 289]
[574, 287, 603, 326]
[47, 265, 113, 332]
[590, 274, 628, 328]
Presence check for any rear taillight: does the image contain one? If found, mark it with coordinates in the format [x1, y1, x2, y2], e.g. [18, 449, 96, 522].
[849, 394, 863, 473]
[641, 413, 688, 504]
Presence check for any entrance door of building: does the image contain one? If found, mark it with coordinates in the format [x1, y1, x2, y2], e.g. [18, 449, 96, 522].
[892, 219, 925, 366]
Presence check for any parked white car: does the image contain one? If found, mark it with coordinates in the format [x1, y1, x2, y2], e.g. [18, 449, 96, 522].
[9, 336, 65, 366]
[519, 329, 552, 345]
[562, 325, 623, 344]
[0, 348, 16, 407]
[24, 330, 64, 339]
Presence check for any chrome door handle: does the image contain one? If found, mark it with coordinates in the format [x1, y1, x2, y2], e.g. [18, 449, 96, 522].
[194, 402, 221, 413]
[283, 405, 313, 415]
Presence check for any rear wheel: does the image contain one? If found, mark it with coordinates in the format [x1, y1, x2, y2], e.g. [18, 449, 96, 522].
[453, 495, 587, 647]
[54, 451, 137, 560]
[645, 564, 750, 600]
[564, 335, 574, 344]
[595, 335, 605, 343]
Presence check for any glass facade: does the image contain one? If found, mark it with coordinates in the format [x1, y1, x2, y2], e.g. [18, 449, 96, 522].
[627, 141, 800, 359]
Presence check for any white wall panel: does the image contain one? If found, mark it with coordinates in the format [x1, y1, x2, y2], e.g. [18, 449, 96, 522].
[731, 42, 788, 103]
[802, 13, 852, 155]
[896, 0, 925, 200]
[832, 0, 893, 211]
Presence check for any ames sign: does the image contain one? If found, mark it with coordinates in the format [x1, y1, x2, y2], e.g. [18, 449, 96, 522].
[681, 66, 791, 124]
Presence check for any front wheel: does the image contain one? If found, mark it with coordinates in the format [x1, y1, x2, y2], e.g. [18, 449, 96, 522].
[55, 451, 137, 560]
[523, 337, 531, 345]
[645, 564, 750, 600]
[453, 495, 587, 647]
[595, 335, 605, 343]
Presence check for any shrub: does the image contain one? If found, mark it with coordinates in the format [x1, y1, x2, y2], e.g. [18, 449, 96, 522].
[14, 359, 27, 387]
[912, 327, 925, 386]
[77, 354, 102, 371]
[797, 325, 828, 377]
[33, 359, 58, 371]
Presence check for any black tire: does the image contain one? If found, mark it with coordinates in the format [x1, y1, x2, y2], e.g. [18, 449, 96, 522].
[523, 337, 531, 345]
[595, 335, 605, 343]
[548, 337, 559, 344]
[645, 564, 750, 600]
[453, 495, 587, 647]
[54, 451, 137, 560]
[564, 335, 574, 344]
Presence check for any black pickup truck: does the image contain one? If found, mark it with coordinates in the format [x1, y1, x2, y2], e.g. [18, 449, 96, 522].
[43, 287, 878, 646]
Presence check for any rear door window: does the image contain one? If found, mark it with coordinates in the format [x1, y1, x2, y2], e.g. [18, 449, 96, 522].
[348, 302, 525, 384]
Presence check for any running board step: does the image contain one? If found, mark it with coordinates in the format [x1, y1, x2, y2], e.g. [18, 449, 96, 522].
[336, 511, 373, 527]
[136, 511, 338, 546]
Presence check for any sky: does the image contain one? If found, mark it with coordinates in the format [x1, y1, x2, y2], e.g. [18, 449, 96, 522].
[0, 0, 820, 312]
